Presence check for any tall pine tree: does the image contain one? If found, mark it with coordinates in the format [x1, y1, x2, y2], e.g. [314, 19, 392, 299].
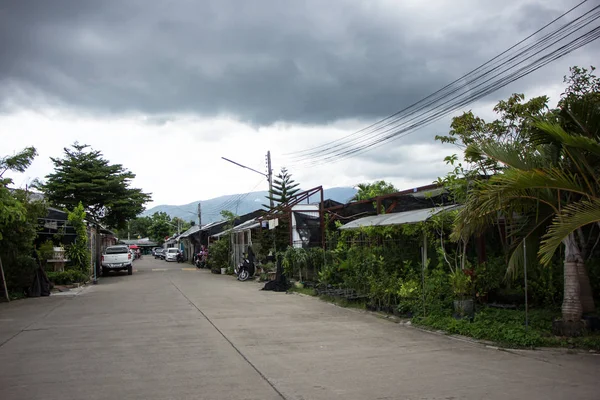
[264, 167, 300, 209]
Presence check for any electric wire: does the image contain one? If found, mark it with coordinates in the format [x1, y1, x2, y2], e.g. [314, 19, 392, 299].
[285, 2, 600, 167]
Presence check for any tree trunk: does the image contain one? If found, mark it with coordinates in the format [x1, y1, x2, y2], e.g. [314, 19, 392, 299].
[562, 234, 583, 322]
[575, 228, 595, 314]
[577, 260, 596, 314]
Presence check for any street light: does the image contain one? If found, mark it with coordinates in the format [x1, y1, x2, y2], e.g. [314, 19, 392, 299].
[222, 151, 274, 208]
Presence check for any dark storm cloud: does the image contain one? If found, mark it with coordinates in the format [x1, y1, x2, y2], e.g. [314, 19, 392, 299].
[0, 0, 593, 125]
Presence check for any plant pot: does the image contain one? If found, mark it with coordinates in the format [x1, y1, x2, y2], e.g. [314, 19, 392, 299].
[453, 298, 474, 319]
[220, 267, 227, 275]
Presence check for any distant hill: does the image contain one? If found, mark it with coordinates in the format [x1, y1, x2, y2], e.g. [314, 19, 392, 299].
[142, 187, 357, 224]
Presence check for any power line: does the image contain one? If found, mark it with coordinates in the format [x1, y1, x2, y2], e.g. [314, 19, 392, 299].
[294, 23, 600, 167]
[285, 0, 589, 160]
[290, 4, 599, 165]
[286, 1, 599, 167]
[202, 178, 266, 219]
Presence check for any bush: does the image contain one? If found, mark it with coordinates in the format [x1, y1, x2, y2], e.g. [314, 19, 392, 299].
[46, 270, 88, 285]
[207, 239, 229, 272]
[4, 255, 38, 295]
[414, 307, 561, 348]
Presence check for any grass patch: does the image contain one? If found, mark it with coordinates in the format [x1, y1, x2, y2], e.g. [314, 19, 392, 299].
[288, 286, 317, 296]
[9, 291, 27, 301]
[414, 307, 600, 350]
[288, 286, 367, 310]
[318, 294, 367, 310]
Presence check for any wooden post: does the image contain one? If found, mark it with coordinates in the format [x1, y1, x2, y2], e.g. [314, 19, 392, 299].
[0, 255, 10, 302]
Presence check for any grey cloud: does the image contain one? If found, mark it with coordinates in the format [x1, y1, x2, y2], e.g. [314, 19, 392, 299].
[0, 0, 596, 128]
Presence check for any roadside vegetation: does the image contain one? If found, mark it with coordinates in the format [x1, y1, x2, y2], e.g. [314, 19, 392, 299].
[276, 66, 600, 350]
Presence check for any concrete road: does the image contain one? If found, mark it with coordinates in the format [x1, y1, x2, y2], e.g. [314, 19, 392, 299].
[1, 257, 599, 400]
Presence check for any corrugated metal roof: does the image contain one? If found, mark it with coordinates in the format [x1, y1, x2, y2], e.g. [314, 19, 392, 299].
[339, 205, 460, 230]
[179, 224, 201, 238]
[211, 219, 260, 238]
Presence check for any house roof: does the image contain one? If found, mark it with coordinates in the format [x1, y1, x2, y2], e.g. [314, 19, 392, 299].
[339, 205, 460, 230]
[179, 225, 201, 238]
[206, 209, 266, 237]
[212, 218, 261, 238]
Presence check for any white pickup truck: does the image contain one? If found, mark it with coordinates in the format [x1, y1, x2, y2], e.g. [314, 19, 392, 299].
[101, 245, 133, 276]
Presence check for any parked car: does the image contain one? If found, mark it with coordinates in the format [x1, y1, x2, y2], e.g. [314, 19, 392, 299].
[160, 249, 167, 260]
[101, 245, 133, 276]
[154, 248, 164, 259]
[152, 247, 162, 257]
[164, 248, 179, 262]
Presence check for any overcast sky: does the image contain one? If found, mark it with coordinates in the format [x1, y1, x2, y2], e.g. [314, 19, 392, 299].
[1, 0, 598, 209]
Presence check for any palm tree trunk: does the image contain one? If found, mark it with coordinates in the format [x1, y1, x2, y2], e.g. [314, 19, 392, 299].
[562, 233, 583, 322]
[577, 259, 596, 314]
[574, 229, 596, 314]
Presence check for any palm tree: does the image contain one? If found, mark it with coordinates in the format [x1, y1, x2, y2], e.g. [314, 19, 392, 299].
[452, 98, 599, 323]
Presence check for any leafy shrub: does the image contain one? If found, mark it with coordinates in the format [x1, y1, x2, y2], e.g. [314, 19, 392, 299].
[46, 270, 88, 285]
[4, 255, 38, 295]
[207, 239, 229, 272]
[415, 307, 561, 348]
[66, 203, 91, 273]
[37, 240, 56, 266]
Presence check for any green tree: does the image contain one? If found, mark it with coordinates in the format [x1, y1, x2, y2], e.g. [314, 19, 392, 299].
[148, 212, 173, 244]
[172, 217, 191, 235]
[265, 167, 300, 209]
[118, 216, 153, 240]
[451, 66, 600, 326]
[0, 147, 38, 238]
[0, 147, 47, 296]
[351, 180, 398, 201]
[37, 143, 151, 229]
[65, 202, 91, 274]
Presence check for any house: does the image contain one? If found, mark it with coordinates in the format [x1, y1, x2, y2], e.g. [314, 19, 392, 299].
[324, 183, 450, 224]
[178, 225, 201, 261]
[259, 186, 326, 249]
[36, 207, 117, 276]
[211, 217, 263, 268]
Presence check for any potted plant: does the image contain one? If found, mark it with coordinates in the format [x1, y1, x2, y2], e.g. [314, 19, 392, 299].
[450, 269, 473, 319]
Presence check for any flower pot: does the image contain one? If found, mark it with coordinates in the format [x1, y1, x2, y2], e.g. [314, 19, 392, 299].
[220, 267, 227, 275]
[453, 298, 474, 319]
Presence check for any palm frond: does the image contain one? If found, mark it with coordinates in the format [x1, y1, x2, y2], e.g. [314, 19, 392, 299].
[506, 213, 553, 279]
[534, 121, 600, 157]
[491, 167, 587, 198]
[539, 198, 600, 265]
[480, 141, 547, 170]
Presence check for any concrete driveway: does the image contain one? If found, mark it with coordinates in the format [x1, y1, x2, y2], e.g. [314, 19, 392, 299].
[1, 256, 599, 400]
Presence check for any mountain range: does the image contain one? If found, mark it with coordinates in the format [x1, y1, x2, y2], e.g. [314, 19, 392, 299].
[142, 187, 358, 224]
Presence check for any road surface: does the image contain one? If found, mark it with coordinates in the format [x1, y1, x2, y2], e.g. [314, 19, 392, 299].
[1, 256, 599, 399]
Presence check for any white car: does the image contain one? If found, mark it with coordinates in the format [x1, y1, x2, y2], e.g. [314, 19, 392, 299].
[101, 245, 133, 276]
[165, 248, 179, 262]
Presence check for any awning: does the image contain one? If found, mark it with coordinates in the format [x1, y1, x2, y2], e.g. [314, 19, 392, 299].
[339, 204, 460, 230]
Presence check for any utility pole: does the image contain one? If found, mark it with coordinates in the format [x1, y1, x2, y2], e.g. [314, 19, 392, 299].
[221, 151, 274, 208]
[197, 202, 202, 226]
[266, 150, 274, 208]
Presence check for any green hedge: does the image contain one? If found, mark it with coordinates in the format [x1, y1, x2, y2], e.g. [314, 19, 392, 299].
[46, 270, 88, 285]
[414, 307, 600, 350]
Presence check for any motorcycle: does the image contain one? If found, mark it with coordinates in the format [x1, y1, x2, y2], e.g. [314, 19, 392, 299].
[195, 249, 208, 269]
[176, 252, 184, 263]
[236, 251, 255, 282]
